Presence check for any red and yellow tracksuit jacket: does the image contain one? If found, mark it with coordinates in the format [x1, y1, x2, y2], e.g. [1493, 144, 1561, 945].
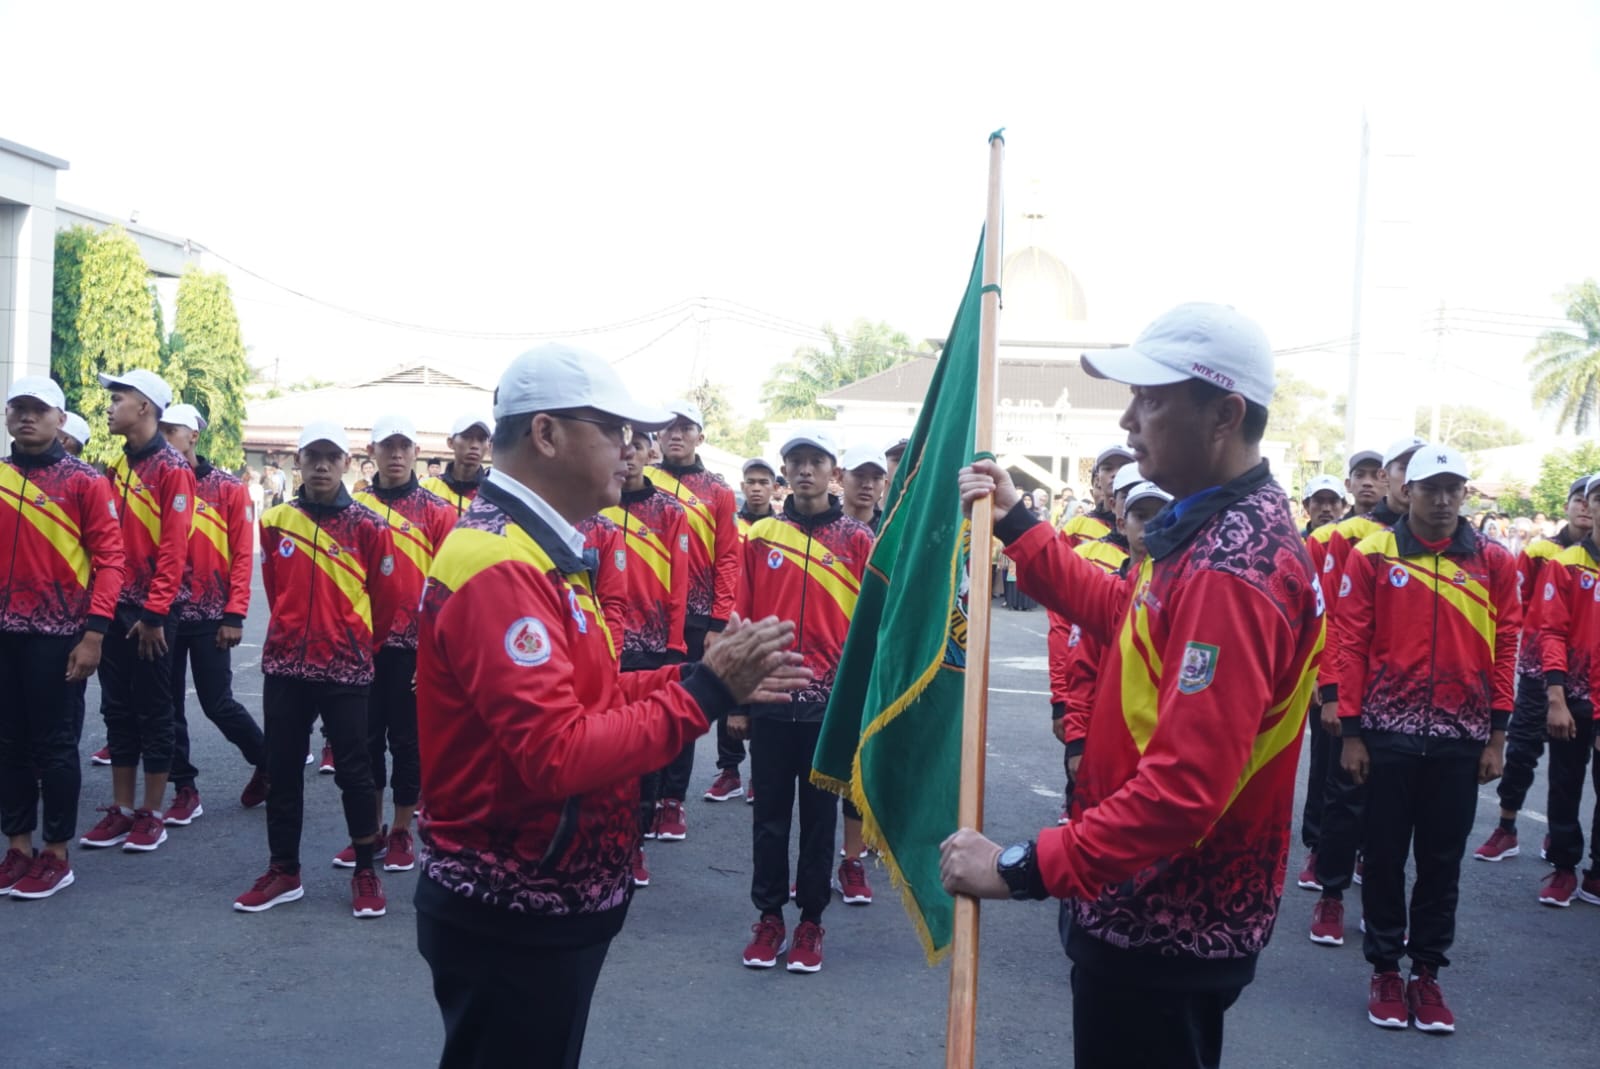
[1048, 534, 1129, 744]
[1058, 556, 1133, 761]
[1058, 506, 1114, 550]
[737, 496, 876, 719]
[258, 488, 403, 686]
[107, 436, 197, 625]
[1517, 528, 1580, 680]
[1532, 539, 1600, 712]
[1332, 519, 1519, 743]
[576, 513, 628, 652]
[600, 479, 690, 667]
[420, 464, 487, 517]
[648, 459, 740, 632]
[414, 477, 733, 944]
[177, 458, 252, 629]
[354, 477, 458, 650]
[737, 506, 775, 543]
[0, 442, 125, 636]
[1003, 462, 1322, 987]
[1310, 499, 1403, 701]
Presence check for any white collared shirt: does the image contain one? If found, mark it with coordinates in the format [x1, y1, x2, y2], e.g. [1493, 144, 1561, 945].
[484, 469, 586, 559]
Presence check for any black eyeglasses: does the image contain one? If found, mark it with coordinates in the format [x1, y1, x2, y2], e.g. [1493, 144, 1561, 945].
[554, 413, 631, 445]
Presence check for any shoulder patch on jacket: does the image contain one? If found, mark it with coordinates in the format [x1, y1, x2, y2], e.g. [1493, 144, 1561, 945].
[504, 617, 551, 666]
[1177, 641, 1219, 694]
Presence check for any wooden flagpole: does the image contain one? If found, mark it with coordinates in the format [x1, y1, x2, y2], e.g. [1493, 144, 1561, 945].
[945, 130, 1005, 1069]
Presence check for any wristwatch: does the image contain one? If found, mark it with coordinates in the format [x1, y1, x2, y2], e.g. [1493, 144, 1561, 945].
[996, 841, 1049, 901]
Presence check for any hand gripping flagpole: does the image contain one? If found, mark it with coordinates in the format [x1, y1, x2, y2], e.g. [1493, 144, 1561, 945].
[945, 129, 1004, 1069]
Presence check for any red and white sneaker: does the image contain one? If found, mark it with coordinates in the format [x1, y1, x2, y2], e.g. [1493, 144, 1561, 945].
[703, 769, 744, 802]
[351, 868, 386, 918]
[123, 809, 168, 852]
[0, 847, 34, 893]
[90, 746, 111, 766]
[79, 806, 134, 848]
[234, 864, 304, 912]
[1580, 872, 1600, 906]
[1309, 898, 1345, 946]
[655, 799, 687, 841]
[1539, 869, 1578, 907]
[1474, 828, 1519, 862]
[10, 852, 75, 899]
[1297, 852, 1322, 890]
[834, 859, 873, 905]
[631, 847, 651, 888]
[318, 745, 336, 774]
[333, 827, 389, 868]
[164, 786, 203, 826]
[742, 914, 787, 968]
[787, 920, 824, 973]
[1367, 971, 1409, 1029]
[1406, 968, 1455, 1033]
[382, 827, 415, 872]
[239, 768, 269, 809]
[1057, 799, 1071, 826]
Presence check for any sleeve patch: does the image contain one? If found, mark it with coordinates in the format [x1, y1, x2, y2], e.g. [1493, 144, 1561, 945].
[505, 617, 552, 666]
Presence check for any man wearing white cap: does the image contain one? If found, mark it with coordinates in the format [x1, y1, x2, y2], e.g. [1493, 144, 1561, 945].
[0, 377, 125, 898]
[412, 342, 807, 1067]
[234, 420, 406, 919]
[349, 413, 459, 874]
[421, 411, 493, 516]
[1330, 444, 1517, 1032]
[737, 457, 779, 541]
[839, 443, 888, 530]
[59, 411, 92, 458]
[1059, 445, 1134, 548]
[1301, 475, 1346, 535]
[158, 403, 265, 825]
[948, 303, 1323, 1067]
[78, 370, 198, 855]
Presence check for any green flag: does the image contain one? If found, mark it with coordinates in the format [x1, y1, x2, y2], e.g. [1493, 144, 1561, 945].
[812, 230, 985, 963]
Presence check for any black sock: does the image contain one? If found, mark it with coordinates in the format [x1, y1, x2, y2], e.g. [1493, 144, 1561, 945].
[1321, 888, 1342, 902]
[354, 841, 376, 871]
[278, 860, 301, 876]
[1498, 816, 1517, 834]
[800, 910, 823, 926]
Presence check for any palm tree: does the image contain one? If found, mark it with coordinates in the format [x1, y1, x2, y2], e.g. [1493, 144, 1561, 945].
[1527, 280, 1600, 432]
[761, 319, 920, 421]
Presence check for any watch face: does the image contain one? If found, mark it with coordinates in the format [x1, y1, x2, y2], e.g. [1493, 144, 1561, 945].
[999, 844, 1028, 868]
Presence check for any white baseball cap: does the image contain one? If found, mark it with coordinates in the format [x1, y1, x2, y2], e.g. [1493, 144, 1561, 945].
[1302, 474, 1345, 501]
[449, 411, 492, 438]
[1081, 303, 1274, 407]
[742, 457, 777, 477]
[298, 420, 351, 454]
[664, 400, 705, 429]
[1404, 445, 1470, 485]
[1347, 449, 1383, 473]
[1125, 481, 1175, 511]
[840, 443, 888, 474]
[98, 369, 173, 411]
[1584, 473, 1600, 498]
[1382, 435, 1427, 469]
[161, 402, 207, 432]
[6, 375, 65, 410]
[1111, 462, 1146, 496]
[780, 427, 839, 461]
[370, 413, 418, 445]
[62, 411, 91, 446]
[493, 342, 673, 428]
[1095, 444, 1136, 469]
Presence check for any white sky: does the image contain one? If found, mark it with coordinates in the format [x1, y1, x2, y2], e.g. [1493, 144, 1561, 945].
[4, 0, 1598, 434]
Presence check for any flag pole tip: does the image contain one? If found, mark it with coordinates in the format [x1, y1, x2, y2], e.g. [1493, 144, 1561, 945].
[988, 128, 1006, 144]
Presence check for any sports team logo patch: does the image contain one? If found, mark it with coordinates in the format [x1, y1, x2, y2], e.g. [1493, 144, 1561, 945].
[679, 534, 689, 552]
[567, 588, 588, 633]
[278, 539, 295, 558]
[400, 521, 412, 533]
[1545, 581, 1557, 601]
[326, 543, 341, 558]
[108, 501, 118, 520]
[1067, 625, 1081, 648]
[380, 555, 395, 576]
[34, 493, 47, 507]
[821, 552, 835, 566]
[504, 617, 551, 666]
[1582, 573, 1595, 591]
[613, 548, 627, 571]
[195, 501, 208, 514]
[1177, 641, 1219, 695]
[172, 494, 188, 513]
[1323, 554, 1335, 574]
[767, 548, 783, 570]
[1339, 574, 1352, 598]
[1313, 579, 1326, 617]
[1388, 565, 1410, 588]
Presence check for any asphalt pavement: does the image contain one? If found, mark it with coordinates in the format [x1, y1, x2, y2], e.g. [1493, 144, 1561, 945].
[8, 577, 1600, 1067]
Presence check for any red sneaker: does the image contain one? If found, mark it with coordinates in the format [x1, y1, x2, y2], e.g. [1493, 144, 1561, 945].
[787, 920, 824, 973]
[382, 827, 415, 872]
[1309, 897, 1345, 946]
[703, 769, 744, 802]
[164, 786, 203, 826]
[631, 847, 651, 888]
[834, 859, 873, 905]
[1367, 971, 1409, 1029]
[1057, 800, 1070, 826]
[1473, 828, 1519, 862]
[333, 827, 389, 868]
[351, 868, 386, 918]
[0, 847, 34, 894]
[1406, 968, 1455, 1033]
[122, 809, 168, 852]
[79, 805, 133, 848]
[1539, 868, 1578, 907]
[742, 914, 787, 968]
[10, 852, 75, 899]
[655, 799, 687, 841]
[318, 745, 336, 774]
[239, 768, 269, 809]
[90, 746, 111, 766]
[1580, 873, 1600, 906]
[1297, 852, 1322, 890]
[233, 864, 304, 912]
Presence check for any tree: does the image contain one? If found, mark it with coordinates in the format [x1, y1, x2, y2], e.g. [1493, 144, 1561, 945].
[1268, 369, 1344, 491]
[686, 378, 768, 460]
[169, 267, 251, 468]
[761, 319, 920, 421]
[1526, 279, 1600, 433]
[1525, 442, 1600, 516]
[1412, 405, 1526, 451]
[50, 226, 95, 416]
[71, 226, 162, 463]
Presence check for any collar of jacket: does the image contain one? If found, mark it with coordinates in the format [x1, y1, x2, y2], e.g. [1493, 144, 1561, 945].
[294, 484, 356, 519]
[1143, 460, 1275, 562]
[442, 464, 485, 494]
[739, 505, 775, 524]
[371, 473, 419, 503]
[1557, 523, 1582, 548]
[782, 493, 844, 530]
[1101, 530, 1130, 551]
[1393, 516, 1479, 558]
[195, 455, 214, 480]
[10, 440, 67, 470]
[620, 477, 658, 506]
[123, 433, 167, 463]
[658, 456, 705, 478]
[478, 478, 587, 574]
[1371, 497, 1405, 526]
[1580, 535, 1600, 566]
[1090, 505, 1116, 527]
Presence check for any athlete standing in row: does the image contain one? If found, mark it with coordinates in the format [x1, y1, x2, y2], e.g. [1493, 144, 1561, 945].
[420, 412, 492, 516]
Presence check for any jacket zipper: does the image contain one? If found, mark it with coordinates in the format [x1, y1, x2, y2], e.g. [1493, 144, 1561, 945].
[1425, 551, 1440, 754]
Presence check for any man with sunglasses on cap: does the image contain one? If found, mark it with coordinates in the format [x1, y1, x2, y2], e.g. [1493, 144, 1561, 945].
[77, 370, 197, 855]
[945, 303, 1322, 1069]
[1475, 473, 1593, 863]
[0, 377, 125, 898]
[233, 420, 405, 918]
[413, 343, 807, 1068]
[651, 401, 743, 827]
[157, 402, 266, 823]
[421, 412, 493, 517]
[1058, 445, 1134, 548]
